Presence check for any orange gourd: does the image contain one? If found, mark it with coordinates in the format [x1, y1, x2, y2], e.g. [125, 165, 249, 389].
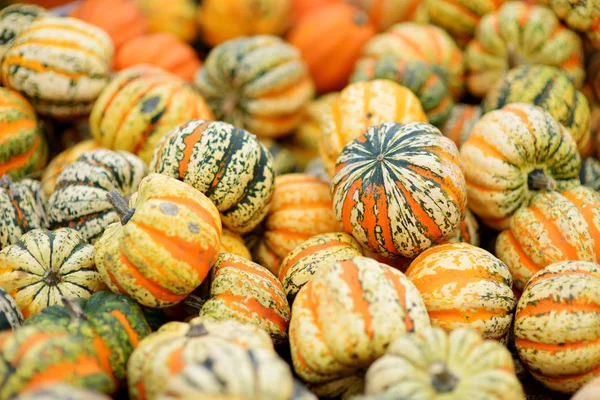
[291, 0, 339, 22]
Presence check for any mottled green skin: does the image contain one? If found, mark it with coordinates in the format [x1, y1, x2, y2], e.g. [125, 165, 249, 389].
[0, 178, 46, 250]
[25, 291, 151, 383]
[580, 157, 600, 192]
[0, 4, 48, 63]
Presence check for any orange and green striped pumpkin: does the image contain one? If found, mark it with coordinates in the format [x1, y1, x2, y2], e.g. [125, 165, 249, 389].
[406, 243, 517, 340]
[151, 120, 275, 235]
[580, 158, 600, 192]
[198, 252, 290, 343]
[331, 122, 466, 259]
[290, 256, 430, 398]
[319, 79, 427, 177]
[514, 260, 600, 393]
[1, 17, 114, 118]
[0, 4, 48, 63]
[496, 185, 600, 291]
[220, 229, 252, 260]
[94, 173, 222, 308]
[440, 103, 482, 148]
[538, 0, 600, 49]
[460, 102, 581, 231]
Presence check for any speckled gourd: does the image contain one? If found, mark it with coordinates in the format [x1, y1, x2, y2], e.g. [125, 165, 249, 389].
[0, 4, 48, 63]
[439, 103, 482, 148]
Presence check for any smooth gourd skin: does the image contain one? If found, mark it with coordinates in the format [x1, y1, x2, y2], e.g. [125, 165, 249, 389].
[496, 186, 600, 291]
[0, 288, 22, 332]
[95, 173, 222, 308]
[0, 4, 48, 63]
[331, 122, 466, 259]
[47, 149, 147, 243]
[0, 228, 107, 319]
[194, 35, 315, 139]
[580, 158, 600, 191]
[514, 261, 600, 393]
[151, 119, 275, 235]
[12, 385, 112, 400]
[460, 103, 581, 230]
[365, 327, 525, 399]
[290, 256, 430, 398]
[0, 178, 46, 250]
[440, 103, 482, 148]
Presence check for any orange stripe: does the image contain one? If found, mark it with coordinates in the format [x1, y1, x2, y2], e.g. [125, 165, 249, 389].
[436, 0, 479, 24]
[15, 38, 102, 61]
[541, 363, 600, 383]
[562, 191, 600, 263]
[516, 297, 599, 320]
[167, 346, 185, 374]
[382, 267, 413, 332]
[0, 134, 40, 175]
[23, 23, 107, 46]
[218, 258, 281, 289]
[515, 334, 600, 353]
[397, 181, 442, 241]
[412, 269, 503, 295]
[214, 293, 288, 332]
[278, 240, 350, 281]
[337, 260, 374, 338]
[177, 121, 211, 178]
[23, 356, 109, 393]
[110, 310, 142, 346]
[528, 207, 580, 260]
[0, 119, 37, 140]
[215, 267, 287, 311]
[2, 56, 82, 81]
[12, 332, 57, 365]
[428, 308, 507, 323]
[464, 135, 509, 162]
[503, 231, 541, 276]
[91, 334, 114, 376]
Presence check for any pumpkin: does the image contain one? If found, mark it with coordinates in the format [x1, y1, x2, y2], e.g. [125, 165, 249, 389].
[40, 139, 99, 198]
[69, 0, 148, 52]
[252, 173, 342, 274]
[259, 138, 300, 176]
[0, 287, 22, 332]
[220, 229, 252, 260]
[319, 79, 428, 177]
[198, 253, 290, 343]
[439, 103, 482, 148]
[465, 2, 584, 98]
[127, 319, 273, 400]
[350, 0, 428, 31]
[290, 0, 338, 22]
[0, 87, 48, 180]
[0, 176, 47, 250]
[46, 149, 147, 243]
[484, 65, 591, 153]
[496, 185, 600, 291]
[364, 327, 524, 399]
[90, 65, 214, 163]
[0, 4, 48, 63]
[447, 208, 480, 247]
[94, 173, 222, 308]
[460, 102, 581, 231]
[406, 243, 516, 340]
[0, 228, 107, 319]
[290, 256, 430, 398]
[14, 385, 111, 400]
[514, 260, 600, 393]
[573, 377, 600, 400]
[332, 122, 466, 259]
[114, 33, 201, 81]
[24, 291, 151, 383]
[362, 22, 465, 99]
[0, 326, 116, 398]
[540, 0, 600, 49]
[278, 232, 363, 304]
[287, 3, 376, 93]
[135, 0, 197, 42]
[150, 119, 275, 235]
[580, 158, 600, 191]
[1, 16, 114, 119]
[195, 35, 314, 139]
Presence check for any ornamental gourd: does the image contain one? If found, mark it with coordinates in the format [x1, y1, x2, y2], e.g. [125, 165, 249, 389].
[151, 120, 275, 235]
[465, 2, 584, 97]
[290, 256, 430, 398]
[94, 173, 222, 308]
[13, 385, 112, 400]
[331, 122, 466, 259]
[194, 35, 314, 138]
[439, 103, 482, 148]
[514, 261, 600, 393]
[364, 327, 525, 399]
[319, 80, 427, 177]
[90, 66, 214, 163]
[406, 243, 517, 340]
[135, 0, 197, 42]
[0, 288, 22, 331]
[496, 186, 600, 291]
[290, 0, 337, 23]
[540, 0, 600, 49]
[0, 228, 107, 319]
[0, 4, 48, 63]
[1, 17, 114, 118]
[220, 229, 252, 260]
[46, 149, 147, 243]
[580, 158, 600, 192]
[351, 0, 427, 30]
[460, 103, 581, 230]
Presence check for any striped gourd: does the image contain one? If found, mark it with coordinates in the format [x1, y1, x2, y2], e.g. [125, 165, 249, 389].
[46, 149, 147, 243]
[94, 173, 222, 308]
[541, 0, 600, 49]
[447, 208, 480, 246]
[365, 327, 524, 399]
[351, 56, 455, 126]
[199, 253, 290, 343]
[0, 228, 107, 319]
[0, 4, 48, 63]
[496, 186, 600, 291]
[0, 176, 46, 250]
[351, 0, 427, 30]
[0, 87, 48, 180]
[150, 120, 275, 235]
[1, 17, 113, 118]
[220, 229, 252, 260]
[465, 2, 584, 97]
[440, 103, 482, 148]
[136, 0, 197, 42]
[259, 137, 300, 176]
[90, 66, 214, 163]
[13, 385, 112, 400]
[0, 288, 22, 331]
[484, 65, 591, 153]
[460, 103, 581, 231]
[253, 174, 342, 274]
[194, 35, 315, 138]
[128, 319, 273, 400]
[514, 260, 600, 393]
[290, 256, 430, 398]
[362, 23, 465, 99]
[406, 243, 517, 340]
[581, 158, 600, 191]
[278, 232, 363, 305]
[331, 122, 466, 259]
[319, 80, 427, 177]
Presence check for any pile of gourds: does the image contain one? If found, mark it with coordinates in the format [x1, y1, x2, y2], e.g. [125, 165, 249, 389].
[0, 0, 600, 399]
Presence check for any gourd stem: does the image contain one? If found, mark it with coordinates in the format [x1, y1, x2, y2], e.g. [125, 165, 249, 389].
[507, 44, 527, 69]
[106, 190, 135, 225]
[61, 297, 88, 320]
[527, 169, 557, 191]
[186, 322, 209, 337]
[222, 95, 238, 115]
[183, 294, 208, 311]
[429, 361, 459, 393]
[42, 262, 61, 286]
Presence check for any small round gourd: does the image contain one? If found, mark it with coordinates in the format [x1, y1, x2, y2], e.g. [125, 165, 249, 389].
[580, 158, 600, 192]
[220, 229, 251, 260]
[0, 287, 22, 331]
[13, 385, 112, 400]
[439, 103, 482, 148]
[331, 122, 466, 259]
[0, 4, 48, 63]
[136, 0, 197, 42]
